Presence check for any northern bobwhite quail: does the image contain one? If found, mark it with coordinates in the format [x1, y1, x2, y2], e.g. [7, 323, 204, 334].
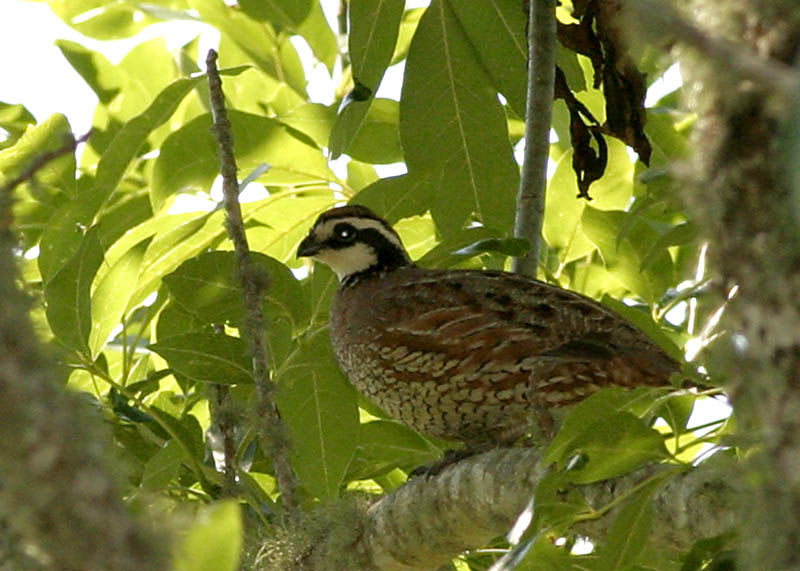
[297, 205, 679, 449]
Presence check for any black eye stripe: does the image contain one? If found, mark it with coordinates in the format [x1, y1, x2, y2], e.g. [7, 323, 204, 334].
[332, 222, 357, 242]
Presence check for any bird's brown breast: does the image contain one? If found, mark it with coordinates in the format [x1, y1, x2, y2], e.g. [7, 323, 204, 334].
[329, 266, 678, 446]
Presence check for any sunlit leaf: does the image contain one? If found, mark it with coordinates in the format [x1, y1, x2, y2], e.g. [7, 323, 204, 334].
[44, 226, 104, 354]
[401, 0, 518, 237]
[276, 330, 359, 498]
[349, 0, 404, 92]
[148, 332, 254, 385]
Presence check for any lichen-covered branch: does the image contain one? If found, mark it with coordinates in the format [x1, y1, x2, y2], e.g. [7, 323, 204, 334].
[625, 1, 800, 568]
[512, 0, 556, 277]
[205, 49, 299, 516]
[0, 142, 167, 570]
[272, 449, 736, 570]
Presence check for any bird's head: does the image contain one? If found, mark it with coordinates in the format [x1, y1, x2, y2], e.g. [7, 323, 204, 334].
[297, 205, 412, 281]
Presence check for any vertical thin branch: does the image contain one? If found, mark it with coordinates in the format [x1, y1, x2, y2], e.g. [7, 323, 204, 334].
[205, 49, 298, 517]
[209, 323, 239, 495]
[512, 0, 557, 277]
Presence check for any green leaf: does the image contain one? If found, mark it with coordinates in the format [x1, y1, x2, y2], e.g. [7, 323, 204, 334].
[56, 40, 122, 104]
[96, 76, 202, 197]
[400, 0, 518, 236]
[515, 531, 575, 570]
[599, 296, 683, 361]
[545, 403, 669, 484]
[151, 111, 333, 209]
[277, 103, 335, 149]
[140, 439, 184, 489]
[330, 98, 402, 164]
[594, 478, 663, 571]
[89, 239, 147, 356]
[349, 0, 404, 92]
[296, 0, 338, 71]
[47, 0, 155, 39]
[44, 226, 104, 354]
[0, 102, 36, 150]
[173, 501, 242, 571]
[162, 250, 308, 327]
[532, 471, 590, 532]
[148, 332, 254, 385]
[448, 0, 528, 118]
[238, 0, 311, 29]
[347, 420, 440, 480]
[276, 330, 359, 498]
[581, 206, 673, 303]
[543, 138, 635, 263]
[190, 0, 285, 78]
[352, 173, 429, 223]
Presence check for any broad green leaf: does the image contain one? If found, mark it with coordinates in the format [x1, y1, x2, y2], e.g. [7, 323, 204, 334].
[162, 250, 308, 327]
[449, 0, 528, 118]
[296, 0, 338, 71]
[173, 501, 242, 571]
[352, 173, 431, 224]
[238, 0, 311, 29]
[47, 0, 155, 39]
[2, 114, 76, 249]
[89, 240, 147, 356]
[44, 226, 104, 354]
[156, 301, 213, 341]
[581, 207, 673, 303]
[543, 138, 635, 263]
[600, 296, 683, 361]
[130, 211, 222, 307]
[346, 420, 440, 480]
[140, 439, 184, 489]
[113, 38, 180, 122]
[546, 407, 669, 484]
[277, 103, 335, 148]
[245, 187, 338, 265]
[151, 111, 334, 209]
[594, 478, 663, 571]
[95, 76, 202, 198]
[56, 40, 122, 104]
[0, 102, 36, 149]
[330, 98, 402, 163]
[401, 0, 518, 237]
[544, 388, 663, 466]
[349, 0, 404, 92]
[148, 332, 254, 385]
[276, 330, 359, 498]
[190, 0, 283, 78]
[216, 41, 306, 115]
[0, 113, 75, 192]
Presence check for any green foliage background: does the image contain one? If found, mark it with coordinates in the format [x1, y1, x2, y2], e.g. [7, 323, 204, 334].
[0, 0, 729, 568]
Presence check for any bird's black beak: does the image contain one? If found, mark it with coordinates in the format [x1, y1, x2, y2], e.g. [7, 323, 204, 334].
[296, 234, 320, 258]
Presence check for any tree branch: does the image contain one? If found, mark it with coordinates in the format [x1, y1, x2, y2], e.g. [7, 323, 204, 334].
[512, 0, 556, 277]
[282, 449, 736, 570]
[0, 130, 91, 196]
[205, 49, 299, 516]
[0, 141, 167, 570]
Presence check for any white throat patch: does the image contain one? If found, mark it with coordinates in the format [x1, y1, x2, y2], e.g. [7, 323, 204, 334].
[312, 242, 377, 280]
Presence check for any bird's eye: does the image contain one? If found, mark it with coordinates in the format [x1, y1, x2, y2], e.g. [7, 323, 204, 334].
[333, 223, 357, 243]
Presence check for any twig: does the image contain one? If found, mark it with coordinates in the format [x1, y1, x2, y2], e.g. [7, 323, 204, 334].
[512, 0, 556, 277]
[0, 130, 91, 196]
[205, 49, 298, 516]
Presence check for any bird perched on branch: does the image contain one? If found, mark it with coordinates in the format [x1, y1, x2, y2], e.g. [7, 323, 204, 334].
[297, 205, 679, 450]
